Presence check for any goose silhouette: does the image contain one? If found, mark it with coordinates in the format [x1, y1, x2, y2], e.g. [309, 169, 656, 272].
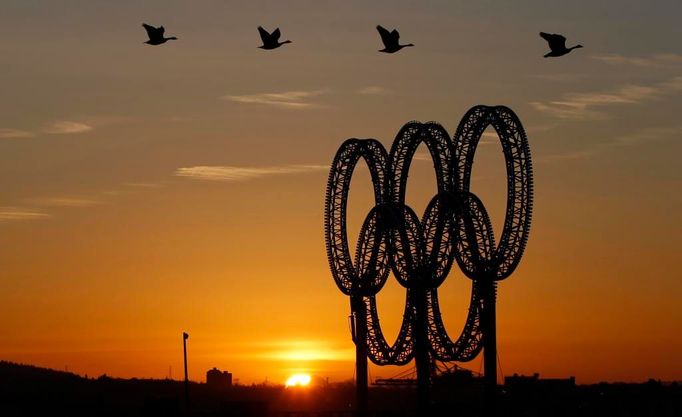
[376, 25, 413, 53]
[142, 24, 177, 45]
[258, 26, 291, 50]
[540, 32, 582, 57]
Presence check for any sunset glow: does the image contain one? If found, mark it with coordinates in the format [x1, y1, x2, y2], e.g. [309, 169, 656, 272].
[285, 373, 312, 387]
[0, 0, 680, 388]
[264, 340, 354, 362]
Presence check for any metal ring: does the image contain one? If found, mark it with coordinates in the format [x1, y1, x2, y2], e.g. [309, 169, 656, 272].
[324, 105, 533, 364]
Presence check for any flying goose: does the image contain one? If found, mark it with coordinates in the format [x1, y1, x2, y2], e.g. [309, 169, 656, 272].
[376, 25, 413, 53]
[142, 24, 177, 45]
[540, 32, 582, 57]
[258, 26, 292, 50]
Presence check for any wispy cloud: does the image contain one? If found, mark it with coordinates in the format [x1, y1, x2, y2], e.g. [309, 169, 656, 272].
[530, 73, 589, 82]
[413, 151, 432, 161]
[101, 180, 167, 196]
[222, 90, 328, 109]
[175, 164, 329, 182]
[0, 207, 50, 222]
[0, 128, 34, 139]
[527, 124, 557, 133]
[30, 197, 101, 208]
[530, 76, 682, 120]
[609, 126, 682, 147]
[2, 115, 128, 140]
[479, 130, 501, 145]
[539, 126, 682, 163]
[660, 76, 682, 90]
[42, 121, 93, 135]
[124, 182, 164, 189]
[1, 178, 163, 226]
[538, 150, 597, 163]
[592, 54, 682, 68]
[358, 86, 390, 95]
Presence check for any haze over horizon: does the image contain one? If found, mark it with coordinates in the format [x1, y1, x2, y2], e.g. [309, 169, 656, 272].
[1, 0, 681, 385]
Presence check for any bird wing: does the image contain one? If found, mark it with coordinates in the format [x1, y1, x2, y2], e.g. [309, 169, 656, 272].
[272, 28, 281, 41]
[539, 32, 553, 41]
[390, 29, 400, 42]
[159, 26, 165, 36]
[142, 23, 158, 38]
[376, 25, 393, 46]
[540, 32, 566, 49]
[258, 26, 270, 42]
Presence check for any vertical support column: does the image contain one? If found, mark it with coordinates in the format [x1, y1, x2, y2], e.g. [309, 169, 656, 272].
[182, 332, 190, 413]
[413, 287, 431, 415]
[481, 280, 498, 417]
[351, 296, 369, 417]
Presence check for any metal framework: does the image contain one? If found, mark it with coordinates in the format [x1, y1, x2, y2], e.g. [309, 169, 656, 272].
[324, 105, 533, 414]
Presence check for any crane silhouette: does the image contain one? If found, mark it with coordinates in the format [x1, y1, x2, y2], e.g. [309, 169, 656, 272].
[376, 25, 413, 53]
[258, 26, 292, 50]
[142, 24, 177, 45]
[540, 32, 582, 57]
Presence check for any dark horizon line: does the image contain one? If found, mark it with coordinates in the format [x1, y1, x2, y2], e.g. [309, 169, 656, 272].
[2, 359, 678, 387]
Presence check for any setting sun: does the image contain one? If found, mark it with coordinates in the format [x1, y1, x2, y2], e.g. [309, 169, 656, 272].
[285, 373, 312, 387]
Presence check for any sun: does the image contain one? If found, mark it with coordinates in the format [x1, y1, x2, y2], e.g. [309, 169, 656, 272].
[285, 373, 312, 387]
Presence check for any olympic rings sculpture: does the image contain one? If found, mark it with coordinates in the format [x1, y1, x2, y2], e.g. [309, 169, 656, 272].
[324, 105, 533, 366]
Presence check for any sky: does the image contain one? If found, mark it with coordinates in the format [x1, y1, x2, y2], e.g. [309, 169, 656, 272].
[1, 0, 681, 385]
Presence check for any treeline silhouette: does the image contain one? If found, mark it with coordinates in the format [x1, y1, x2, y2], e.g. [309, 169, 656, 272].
[0, 361, 679, 417]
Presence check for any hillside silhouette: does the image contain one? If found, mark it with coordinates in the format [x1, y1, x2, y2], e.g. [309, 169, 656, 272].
[1, 361, 680, 416]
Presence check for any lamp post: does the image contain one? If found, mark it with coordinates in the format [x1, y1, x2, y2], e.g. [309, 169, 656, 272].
[183, 332, 189, 411]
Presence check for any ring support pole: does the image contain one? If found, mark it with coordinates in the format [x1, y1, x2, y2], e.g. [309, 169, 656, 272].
[351, 296, 369, 417]
[413, 286, 432, 414]
[482, 280, 498, 416]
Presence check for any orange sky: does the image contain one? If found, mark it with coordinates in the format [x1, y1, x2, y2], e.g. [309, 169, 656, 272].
[1, 1, 681, 385]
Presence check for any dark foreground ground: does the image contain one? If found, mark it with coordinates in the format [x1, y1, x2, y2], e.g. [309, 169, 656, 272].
[0, 361, 679, 417]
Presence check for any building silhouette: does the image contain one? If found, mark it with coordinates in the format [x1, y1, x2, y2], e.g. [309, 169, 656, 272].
[504, 373, 576, 389]
[206, 367, 232, 389]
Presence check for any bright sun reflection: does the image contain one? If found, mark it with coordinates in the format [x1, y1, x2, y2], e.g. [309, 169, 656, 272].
[285, 373, 312, 387]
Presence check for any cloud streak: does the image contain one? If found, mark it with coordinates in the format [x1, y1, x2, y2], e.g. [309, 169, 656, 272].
[222, 90, 327, 109]
[1, 178, 165, 226]
[0, 128, 34, 139]
[530, 76, 682, 120]
[42, 121, 93, 135]
[124, 182, 164, 189]
[357, 86, 390, 95]
[175, 164, 329, 182]
[2, 120, 95, 139]
[530, 73, 588, 82]
[538, 126, 682, 163]
[31, 197, 102, 208]
[0, 207, 50, 222]
[592, 54, 682, 68]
